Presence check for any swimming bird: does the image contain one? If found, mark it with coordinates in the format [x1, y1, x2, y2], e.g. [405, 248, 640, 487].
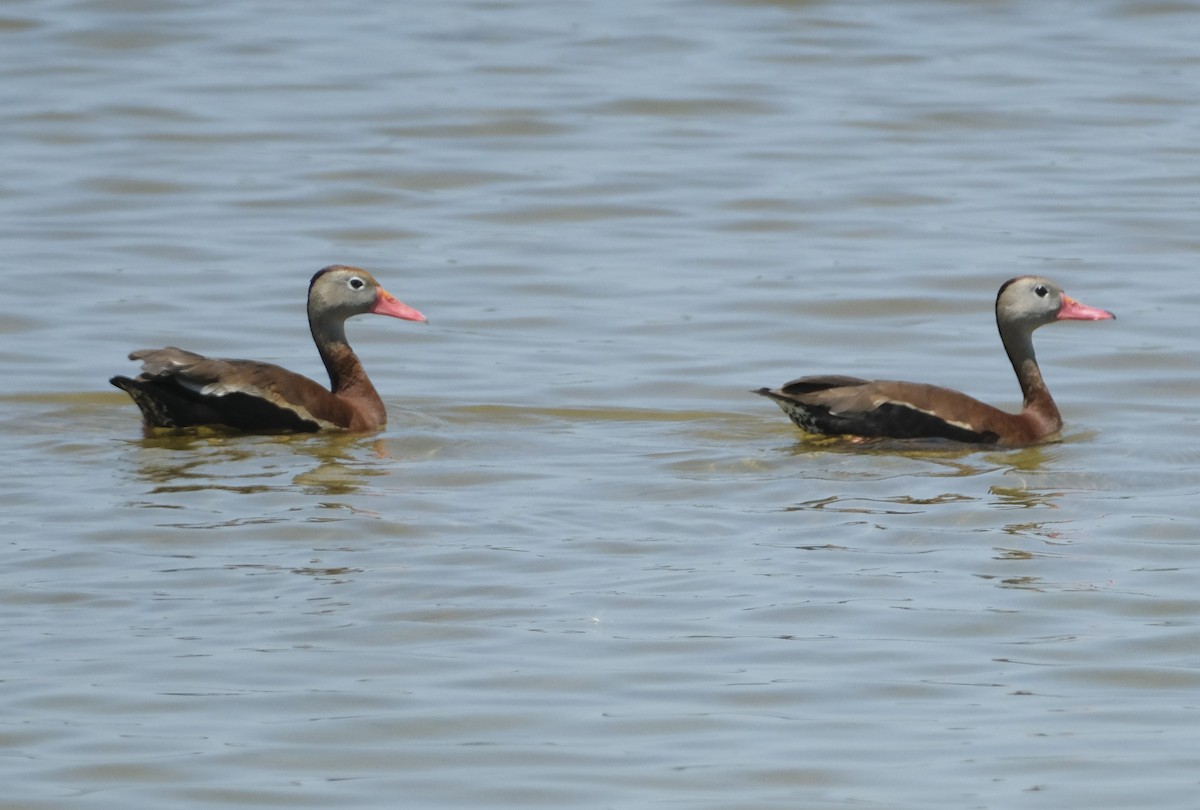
[755, 276, 1114, 446]
[111, 265, 426, 432]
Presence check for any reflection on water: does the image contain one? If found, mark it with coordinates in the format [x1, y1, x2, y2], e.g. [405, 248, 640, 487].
[3, 0, 1199, 806]
[227, 562, 363, 582]
[117, 430, 398, 526]
[990, 485, 1061, 510]
[787, 492, 977, 515]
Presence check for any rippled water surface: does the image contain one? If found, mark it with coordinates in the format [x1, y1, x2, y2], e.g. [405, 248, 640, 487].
[3, 1, 1200, 808]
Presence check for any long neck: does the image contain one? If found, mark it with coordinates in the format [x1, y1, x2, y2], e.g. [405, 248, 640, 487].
[310, 311, 380, 402]
[999, 318, 1061, 432]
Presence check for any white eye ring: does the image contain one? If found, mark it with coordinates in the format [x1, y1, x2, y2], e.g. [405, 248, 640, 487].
[348, 276, 365, 290]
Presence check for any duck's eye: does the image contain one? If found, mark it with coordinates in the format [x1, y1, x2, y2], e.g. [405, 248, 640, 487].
[348, 277, 365, 290]
[1034, 284, 1049, 297]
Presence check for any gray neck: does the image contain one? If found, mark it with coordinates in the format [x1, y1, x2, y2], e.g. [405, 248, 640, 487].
[309, 310, 357, 393]
[1000, 319, 1060, 437]
[1000, 322, 1043, 404]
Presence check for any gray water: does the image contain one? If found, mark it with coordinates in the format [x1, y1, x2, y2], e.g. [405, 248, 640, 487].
[3, 1, 1200, 808]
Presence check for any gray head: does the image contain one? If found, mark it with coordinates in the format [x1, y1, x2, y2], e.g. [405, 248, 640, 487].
[996, 275, 1114, 331]
[308, 265, 425, 324]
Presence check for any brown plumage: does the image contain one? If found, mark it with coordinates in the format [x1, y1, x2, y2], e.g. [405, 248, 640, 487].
[756, 276, 1115, 446]
[111, 265, 426, 433]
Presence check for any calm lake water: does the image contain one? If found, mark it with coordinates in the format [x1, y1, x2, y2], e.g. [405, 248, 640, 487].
[3, 1, 1200, 808]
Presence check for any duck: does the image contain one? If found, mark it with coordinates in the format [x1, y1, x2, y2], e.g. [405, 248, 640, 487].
[755, 276, 1114, 446]
[111, 265, 426, 433]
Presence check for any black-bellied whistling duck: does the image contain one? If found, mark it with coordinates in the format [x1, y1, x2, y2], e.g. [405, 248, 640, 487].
[756, 276, 1115, 446]
[111, 265, 426, 433]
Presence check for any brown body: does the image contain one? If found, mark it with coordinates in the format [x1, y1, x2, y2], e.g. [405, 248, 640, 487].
[111, 265, 425, 433]
[756, 276, 1114, 447]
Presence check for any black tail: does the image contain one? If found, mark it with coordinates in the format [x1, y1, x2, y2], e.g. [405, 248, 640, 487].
[110, 375, 200, 427]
